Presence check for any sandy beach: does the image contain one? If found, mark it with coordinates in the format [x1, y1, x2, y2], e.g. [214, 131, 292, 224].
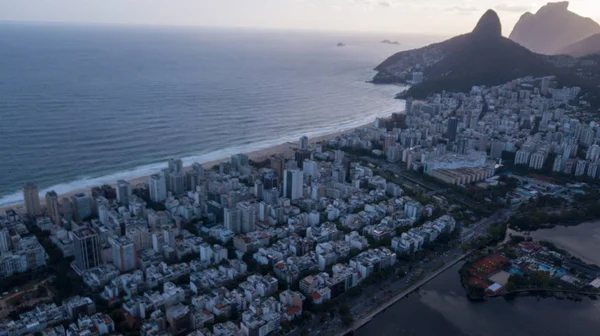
[1, 123, 372, 214]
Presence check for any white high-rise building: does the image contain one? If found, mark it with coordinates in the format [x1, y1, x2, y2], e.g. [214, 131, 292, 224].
[168, 158, 183, 174]
[529, 152, 546, 170]
[283, 169, 304, 200]
[515, 150, 531, 165]
[237, 202, 256, 233]
[116, 180, 132, 206]
[224, 208, 241, 233]
[149, 173, 167, 202]
[552, 155, 564, 172]
[575, 160, 587, 177]
[126, 226, 152, 252]
[303, 160, 320, 180]
[587, 144, 600, 161]
[0, 228, 10, 253]
[169, 172, 185, 196]
[192, 162, 204, 180]
[110, 236, 136, 273]
[71, 194, 92, 222]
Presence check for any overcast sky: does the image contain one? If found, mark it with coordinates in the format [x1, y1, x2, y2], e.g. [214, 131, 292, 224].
[1, 0, 599, 35]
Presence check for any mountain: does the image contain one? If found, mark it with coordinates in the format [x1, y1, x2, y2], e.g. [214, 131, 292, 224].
[509, 2, 600, 55]
[373, 10, 561, 97]
[558, 34, 600, 57]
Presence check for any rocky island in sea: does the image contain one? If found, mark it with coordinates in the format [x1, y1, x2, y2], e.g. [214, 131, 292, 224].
[381, 39, 400, 45]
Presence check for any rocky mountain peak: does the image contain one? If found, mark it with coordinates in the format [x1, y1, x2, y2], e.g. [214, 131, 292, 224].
[472, 10, 502, 38]
[538, 1, 570, 13]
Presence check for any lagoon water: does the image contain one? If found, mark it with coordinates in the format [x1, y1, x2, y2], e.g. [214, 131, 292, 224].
[356, 262, 600, 336]
[530, 221, 600, 265]
[359, 223, 600, 336]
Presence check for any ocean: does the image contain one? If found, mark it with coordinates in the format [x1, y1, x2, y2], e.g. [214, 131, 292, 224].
[0, 22, 440, 206]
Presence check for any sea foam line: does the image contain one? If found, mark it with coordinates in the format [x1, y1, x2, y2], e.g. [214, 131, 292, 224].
[0, 103, 404, 207]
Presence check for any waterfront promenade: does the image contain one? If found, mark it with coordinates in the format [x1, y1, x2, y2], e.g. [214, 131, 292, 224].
[335, 252, 471, 336]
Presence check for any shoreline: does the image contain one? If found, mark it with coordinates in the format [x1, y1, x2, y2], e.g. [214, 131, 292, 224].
[0, 122, 374, 214]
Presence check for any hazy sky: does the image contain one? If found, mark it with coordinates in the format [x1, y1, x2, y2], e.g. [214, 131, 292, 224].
[1, 0, 599, 36]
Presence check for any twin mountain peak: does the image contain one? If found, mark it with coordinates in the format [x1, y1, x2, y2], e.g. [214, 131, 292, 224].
[372, 2, 600, 105]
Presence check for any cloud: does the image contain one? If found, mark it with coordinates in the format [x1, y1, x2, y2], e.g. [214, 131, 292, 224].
[494, 3, 534, 13]
[445, 5, 480, 15]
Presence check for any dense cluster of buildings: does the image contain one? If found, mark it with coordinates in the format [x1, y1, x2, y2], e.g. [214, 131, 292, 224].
[9, 74, 594, 335]
[0, 210, 47, 278]
[0, 296, 104, 336]
[377, 76, 597, 184]
[6, 125, 463, 335]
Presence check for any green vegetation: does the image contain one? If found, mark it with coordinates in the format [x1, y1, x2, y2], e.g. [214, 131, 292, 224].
[504, 271, 562, 292]
[509, 190, 600, 231]
[339, 303, 354, 326]
[183, 222, 200, 236]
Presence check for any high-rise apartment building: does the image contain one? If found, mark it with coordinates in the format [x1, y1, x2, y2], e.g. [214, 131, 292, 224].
[283, 169, 304, 200]
[149, 173, 167, 202]
[72, 227, 101, 272]
[0, 228, 11, 253]
[236, 202, 256, 233]
[299, 136, 309, 150]
[45, 191, 61, 225]
[71, 194, 92, 222]
[169, 172, 185, 196]
[185, 170, 199, 192]
[110, 236, 136, 273]
[295, 150, 311, 169]
[231, 153, 249, 171]
[116, 180, 132, 206]
[270, 156, 285, 187]
[62, 197, 73, 223]
[224, 208, 241, 233]
[191, 162, 204, 182]
[168, 158, 183, 174]
[447, 117, 458, 142]
[23, 183, 41, 217]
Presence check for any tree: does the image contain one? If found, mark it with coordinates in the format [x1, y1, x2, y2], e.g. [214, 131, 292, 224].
[339, 303, 350, 316]
[341, 314, 354, 326]
[505, 280, 517, 292]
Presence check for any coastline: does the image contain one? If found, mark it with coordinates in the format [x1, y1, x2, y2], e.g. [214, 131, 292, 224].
[0, 122, 374, 214]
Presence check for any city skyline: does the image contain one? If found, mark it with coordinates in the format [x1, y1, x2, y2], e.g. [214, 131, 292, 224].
[1, 0, 599, 35]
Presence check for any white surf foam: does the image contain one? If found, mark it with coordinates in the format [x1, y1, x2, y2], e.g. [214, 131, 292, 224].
[0, 100, 404, 207]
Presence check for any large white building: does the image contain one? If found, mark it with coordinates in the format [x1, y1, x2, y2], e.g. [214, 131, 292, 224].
[149, 173, 167, 203]
[224, 207, 242, 233]
[515, 150, 531, 165]
[302, 160, 320, 180]
[237, 202, 256, 233]
[529, 151, 546, 170]
[110, 236, 136, 273]
[283, 170, 303, 200]
[116, 180, 132, 206]
[423, 151, 486, 173]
